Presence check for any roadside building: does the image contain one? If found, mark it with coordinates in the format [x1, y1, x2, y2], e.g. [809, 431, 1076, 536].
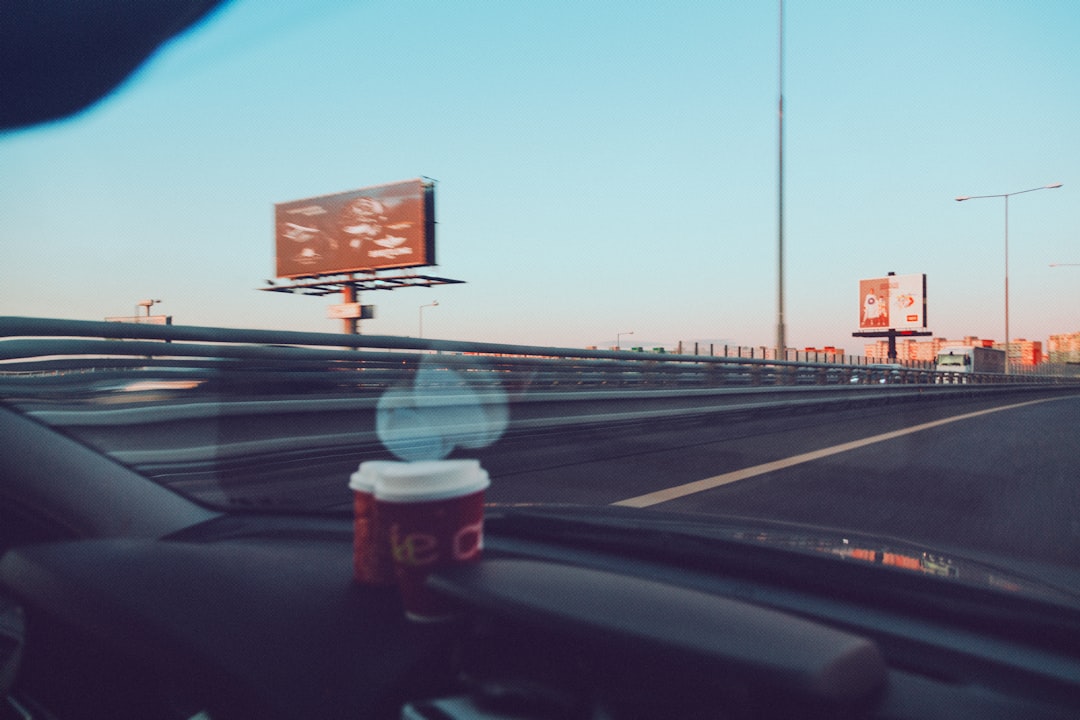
[993, 338, 1042, 367]
[802, 346, 846, 361]
[1048, 331, 1080, 364]
[863, 337, 989, 364]
[864, 336, 1046, 367]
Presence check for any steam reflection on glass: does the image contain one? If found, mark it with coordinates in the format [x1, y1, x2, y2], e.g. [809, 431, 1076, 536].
[375, 355, 509, 461]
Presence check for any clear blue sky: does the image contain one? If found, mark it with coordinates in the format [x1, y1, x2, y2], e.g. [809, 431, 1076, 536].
[2, 1, 1077, 352]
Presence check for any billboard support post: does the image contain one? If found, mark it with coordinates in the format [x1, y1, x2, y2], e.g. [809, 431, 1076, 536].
[342, 282, 358, 335]
[852, 328, 932, 361]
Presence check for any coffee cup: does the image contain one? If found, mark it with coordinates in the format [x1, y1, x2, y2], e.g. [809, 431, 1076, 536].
[348, 462, 395, 586]
[369, 459, 489, 621]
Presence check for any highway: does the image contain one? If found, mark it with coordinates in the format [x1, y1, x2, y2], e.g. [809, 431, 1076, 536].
[5, 317, 1079, 571]
[477, 391, 1080, 568]
[19, 371, 1079, 569]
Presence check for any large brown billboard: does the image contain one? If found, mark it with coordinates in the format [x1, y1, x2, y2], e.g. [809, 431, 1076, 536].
[275, 179, 435, 278]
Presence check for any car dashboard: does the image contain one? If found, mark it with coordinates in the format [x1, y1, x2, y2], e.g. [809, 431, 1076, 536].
[2, 507, 1080, 720]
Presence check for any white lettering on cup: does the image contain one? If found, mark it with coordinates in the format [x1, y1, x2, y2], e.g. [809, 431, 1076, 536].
[453, 521, 483, 561]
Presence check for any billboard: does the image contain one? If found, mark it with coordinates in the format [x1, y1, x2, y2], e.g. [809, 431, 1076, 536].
[858, 273, 926, 331]
[275, 178, 435, 278]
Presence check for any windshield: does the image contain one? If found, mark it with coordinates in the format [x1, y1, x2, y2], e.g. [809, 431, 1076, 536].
[3, 1, 1080, 605]
[937, 354, 967, 366]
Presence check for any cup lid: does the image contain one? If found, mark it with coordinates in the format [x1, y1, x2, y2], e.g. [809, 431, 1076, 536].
[349, 460, 400, 493]
[362, 459, 489, 502]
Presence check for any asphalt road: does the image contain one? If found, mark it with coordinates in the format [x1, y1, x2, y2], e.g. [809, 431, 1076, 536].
[477, 391, 1080, 568]
[44, 379, 1079, 568]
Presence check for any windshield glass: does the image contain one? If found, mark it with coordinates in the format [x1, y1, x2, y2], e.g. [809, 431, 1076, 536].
[3, 1, 1080, 603]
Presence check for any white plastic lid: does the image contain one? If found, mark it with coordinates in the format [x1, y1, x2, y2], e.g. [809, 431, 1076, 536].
[358, 459, 490, 503]
[348, 460, 400, 493]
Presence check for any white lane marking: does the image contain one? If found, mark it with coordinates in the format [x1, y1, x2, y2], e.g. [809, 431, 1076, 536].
[612, 396, 1072, 509]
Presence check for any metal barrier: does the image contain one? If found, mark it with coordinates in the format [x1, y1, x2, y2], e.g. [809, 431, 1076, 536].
[4, 317, 1079, 475]
[2, 316, 1078, 390]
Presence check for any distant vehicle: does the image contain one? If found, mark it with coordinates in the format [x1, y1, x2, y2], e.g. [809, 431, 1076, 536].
[870, 363, 904, 384]
[850, 363, 904, 384]
[935, 346, 1006, 380]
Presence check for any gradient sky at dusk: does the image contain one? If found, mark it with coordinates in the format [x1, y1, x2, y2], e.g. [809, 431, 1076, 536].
[2, 1, 1077, 352]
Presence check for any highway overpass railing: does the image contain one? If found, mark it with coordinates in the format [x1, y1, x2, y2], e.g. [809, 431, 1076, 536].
[2, 316, 1077, 388]
[3, 316, 1079, 480]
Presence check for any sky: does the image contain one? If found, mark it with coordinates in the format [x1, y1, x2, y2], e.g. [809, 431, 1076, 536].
[2, 0, 1077, 353]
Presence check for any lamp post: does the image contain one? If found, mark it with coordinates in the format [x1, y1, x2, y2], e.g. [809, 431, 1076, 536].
[776, 0, 786, 361]
[418, 300, 438, 338]
[136, 299, 161, 321]
[955, 183, 1062, 374]
[616, 331, 634, 350]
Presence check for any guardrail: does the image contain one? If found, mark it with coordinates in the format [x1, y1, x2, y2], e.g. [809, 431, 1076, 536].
[2, 316, 1078, 391]
[4, 317, 1079, 485]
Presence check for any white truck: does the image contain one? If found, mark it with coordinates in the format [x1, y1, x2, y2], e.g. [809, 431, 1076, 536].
[935, 346, 1006, 380]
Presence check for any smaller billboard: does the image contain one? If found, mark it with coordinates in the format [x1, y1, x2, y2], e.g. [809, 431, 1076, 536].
[275, 179, 435, 278]
[858, 273, 926, 331]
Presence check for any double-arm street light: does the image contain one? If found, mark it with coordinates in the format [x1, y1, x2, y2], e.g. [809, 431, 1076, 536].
[955, 183, 1062, 374]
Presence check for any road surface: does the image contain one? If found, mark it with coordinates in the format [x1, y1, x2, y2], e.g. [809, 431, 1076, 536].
[477, 392, 1080, 568]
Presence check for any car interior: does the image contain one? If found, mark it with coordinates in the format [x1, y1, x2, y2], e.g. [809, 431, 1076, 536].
[3, 3, 1080, 719]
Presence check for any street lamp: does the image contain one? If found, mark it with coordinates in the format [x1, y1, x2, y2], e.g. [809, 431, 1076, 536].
[136, 299, 161, 320]
[616, 331, 634, 350]
[776, 0, 786, 361]
[955, 183, 1062, 374]
[418, 300, 438, 338]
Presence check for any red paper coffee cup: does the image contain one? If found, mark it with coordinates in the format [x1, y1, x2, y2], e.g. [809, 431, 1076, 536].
[349, 462, 395, 586]
[372, 460, 490, 621]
